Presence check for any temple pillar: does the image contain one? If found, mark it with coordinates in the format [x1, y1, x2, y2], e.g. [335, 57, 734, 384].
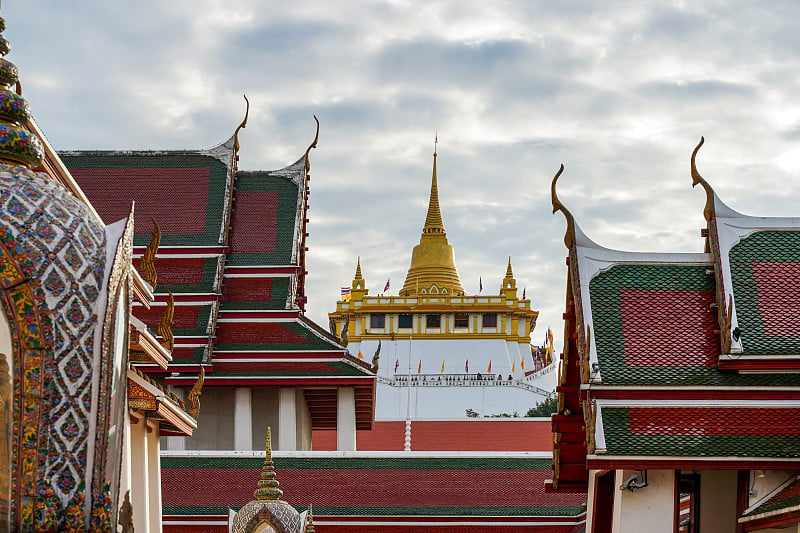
[337, 387, 357, 451]
[278, 388, 297, 450]
[129, 411, 149, 533]
[146, 419, 162, 533]
[234, 387, 253, 450]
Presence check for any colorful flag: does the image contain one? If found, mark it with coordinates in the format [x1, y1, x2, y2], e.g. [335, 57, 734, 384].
[521, 355, 525, 369]
[383, 278, 390, 293]
[357, 349, 363, 360]
[487, 360, 492, 373]
[522, 286, 526, 299]
[440, 359, 445, 373]
[465, 359, 469, 372]
[512, 360, 516, 372]
[479, 277, 483, 293]
[418, 359, 422, 373]
[394, 358, 399, 373]
[341, 286, 351, 301]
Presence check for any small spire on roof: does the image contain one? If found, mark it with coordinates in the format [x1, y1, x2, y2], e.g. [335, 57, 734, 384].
[0, 16, 43, 168]
[253, 427, 283, 501]
[423, 135, 444, 235]
[354, 257, 363, 280]
[505, 256, 514, 278]
[304, 504, 316, 533]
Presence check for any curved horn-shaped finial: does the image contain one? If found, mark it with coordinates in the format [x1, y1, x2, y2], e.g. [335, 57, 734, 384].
[232, 94, 250, 164]
[304, 115, 320, 173]
[691, 136, 715, 222]
[550, 164, 576, 248]
[141, 219, 161, 290]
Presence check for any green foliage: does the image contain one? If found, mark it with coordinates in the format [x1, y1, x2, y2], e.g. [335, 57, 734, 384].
[526, 396, 558, 417]
[465, 408, 479, 418]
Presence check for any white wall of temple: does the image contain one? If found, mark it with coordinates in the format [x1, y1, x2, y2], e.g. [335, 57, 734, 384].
[612, 470, 675, 533]
[146, 419, 162, 533]
[337, 387, 357, 451]
[356, 338, 547, 380]
[129, 411, 149, 533]
[376, 380, 549, 419]
[699, 470, 738, 533]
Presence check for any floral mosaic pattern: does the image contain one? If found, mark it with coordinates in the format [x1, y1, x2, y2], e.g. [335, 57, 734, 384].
[0, 164, 107, 528]
[232, 500, 302, 533]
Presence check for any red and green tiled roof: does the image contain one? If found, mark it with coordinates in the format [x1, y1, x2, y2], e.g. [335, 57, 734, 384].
[730, 230, 800, 356]
[161, 455, 587, 518]
[589, 264, 800, 387]
[228, 170, 301, 266]
[222, 276, 290, 310]
[203, 360, 372, 378]
[134, 303, 212, 337]
[132, 257, 221, 294]
[600, 406, 800, 458]
[214, 321, 343, 352]
[62, 152, 232, 247]
[742, 475, 800, 519]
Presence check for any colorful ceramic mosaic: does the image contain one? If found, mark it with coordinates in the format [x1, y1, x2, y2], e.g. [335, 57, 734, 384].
[0, 164, 107, 527]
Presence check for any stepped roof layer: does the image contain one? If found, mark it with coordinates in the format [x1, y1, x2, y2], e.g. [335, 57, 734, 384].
[312, 419, 554, 451]
[161, 453, 587, 532]
[548, 140, 800, 489]
[61, 124, 376, 431]
[740, 475, 800, 529]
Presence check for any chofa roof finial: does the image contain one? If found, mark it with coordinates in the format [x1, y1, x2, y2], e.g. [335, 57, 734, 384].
[550, 165, 576, 249]
[690, 136, 715, 222]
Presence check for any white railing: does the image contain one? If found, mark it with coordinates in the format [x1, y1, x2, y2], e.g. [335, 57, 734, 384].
[381, 372, 555, 398]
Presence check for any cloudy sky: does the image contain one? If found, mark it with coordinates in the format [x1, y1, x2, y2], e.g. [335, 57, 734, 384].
[5, 1, 800, 350]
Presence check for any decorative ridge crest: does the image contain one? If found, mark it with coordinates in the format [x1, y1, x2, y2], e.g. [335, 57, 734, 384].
[232, 94, 250, 171]
[691, 136, 715, 222]
[550, 164, 576, 248]
[304, 115, 320, 173]
[254, 427, 283, 501]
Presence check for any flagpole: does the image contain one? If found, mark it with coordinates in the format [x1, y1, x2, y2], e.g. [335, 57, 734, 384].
[405, 314, 413, 452]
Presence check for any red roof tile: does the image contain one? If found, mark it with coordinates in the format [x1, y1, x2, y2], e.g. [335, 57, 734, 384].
[752, 262, 800, 337]
[619, 288, 718, 367]
[133, 257, 206, 286]
[627, 407, 800, 437]
[134, 305, 200, 330]
[312, 420, 553, 452]
[229, 190, 279, 253]
[72, 167, 210, 233]
[223, 276, 273, 303]
[216, 322, 311, 345]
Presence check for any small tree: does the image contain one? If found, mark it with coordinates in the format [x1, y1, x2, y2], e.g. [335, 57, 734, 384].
[526, 396, 558, 417]
[465, 408, 479, 418]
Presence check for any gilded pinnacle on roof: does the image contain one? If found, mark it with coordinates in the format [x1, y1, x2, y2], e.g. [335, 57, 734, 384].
[253, 427, 283, 501]
[0, 16, 43, 168]
[400, 138, 465, 296]
[304, 504, 316, 533]
[505, 256, 514, 278]
[354, 256, 363, 280]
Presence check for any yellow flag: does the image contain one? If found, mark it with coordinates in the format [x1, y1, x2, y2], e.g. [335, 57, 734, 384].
[357, 349, 363, 360]
[512, 360, 515, 372]
[487, 360, 492, 373]
[521, 355, 525, 369]
[440, 359, 445, 373]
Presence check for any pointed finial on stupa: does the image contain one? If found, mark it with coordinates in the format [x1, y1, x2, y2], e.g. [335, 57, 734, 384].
[505, 256, 514, 278]
[423, 135, 444, 235]
[354, 257, 363, 280]
[304, 504, 316, 533]
[253, 427, 283, 501]
[0, 16, 43, 168]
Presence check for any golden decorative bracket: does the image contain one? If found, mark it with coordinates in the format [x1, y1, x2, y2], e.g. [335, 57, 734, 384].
[304, 115, 320, 173]
[188, 366, 205, 420]
[140, 219, 160, 290]
[157, 292, 175, 352]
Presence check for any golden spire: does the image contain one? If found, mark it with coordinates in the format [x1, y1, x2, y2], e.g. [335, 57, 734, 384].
[505, 256, 514, 278]
[253, 427, 283, 501]
[423, 134, 444, 235]
[501, 256, 517, 300]
[400, 138, 464, 296]
[354, 256, 363, 280]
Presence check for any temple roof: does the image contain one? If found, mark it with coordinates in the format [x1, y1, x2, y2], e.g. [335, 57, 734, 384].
[162, 453, 587, 527]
